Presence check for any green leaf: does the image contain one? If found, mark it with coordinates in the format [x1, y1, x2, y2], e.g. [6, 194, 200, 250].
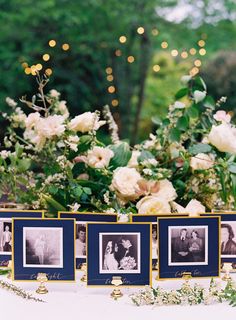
[228, 163, 236, 174]
[187, 105, 199, 118]
[138, 150, 155, 163]
[231, 174, 236, 209]
[204, 96, 215, 110]
[77, 135, 93, 153]
[175, 87, 188, 99]
[17, 159, 31, 172]
[72, 162, 86, 177]
[83, 187, 92, 195]
[194, 76, 207, 91]
[15, 142, 24, 158]
[189, 143, 212, 155]
[48, 185, 59, 195]
[176, 116, 189, 131]
[162, 119, 170, 126]
[169, 128, 181, 142]
[151, 116, 162, 125]
[109, 142, 131, 169]
[72, 186, 83, 198]
[42, 194, 67, 211]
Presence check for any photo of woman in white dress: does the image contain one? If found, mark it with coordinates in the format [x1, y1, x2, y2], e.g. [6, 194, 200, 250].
[34, 234, 47, 265]
[103, 241, 119, 270]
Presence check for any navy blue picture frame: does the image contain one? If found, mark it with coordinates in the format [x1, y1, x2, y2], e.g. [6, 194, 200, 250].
[59, 212, 117, 269]
[158, 216, 220, 279]
[0, 210, 44, 267]
[132, 214, 188, 269]
[87, 223, 151, 287]
[13, 218, 75, 281]
[205, 213, 236, 264]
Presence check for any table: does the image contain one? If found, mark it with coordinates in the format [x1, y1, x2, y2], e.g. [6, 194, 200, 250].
[0, 272, 236, 320]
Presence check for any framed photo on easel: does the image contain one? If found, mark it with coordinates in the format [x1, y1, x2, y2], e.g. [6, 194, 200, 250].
[158, 216, 221, 280]
[0, 210, 44, 267]
[87, 222, 152, 287]
[59, 211, 117, 269]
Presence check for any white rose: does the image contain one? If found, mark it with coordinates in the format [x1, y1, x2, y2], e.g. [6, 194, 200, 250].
[25, 112, 41, 129]
[87, 146, 114, 169]
[208, 124, 236, 154]
[193, 90, 206, 103]
[111, 167, 141, 198]
[24, 129, 46, 150]
[172, 199, 205, 216]
[128, 150, 141, 168]
[37, 115, 65, 138]
[136, 196, 171, 214]
[190, 153, 214, 170]
[68, 112, 105, 133]
[152, 179, 177, 202]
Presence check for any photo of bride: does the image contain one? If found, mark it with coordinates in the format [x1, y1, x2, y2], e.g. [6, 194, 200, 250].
[99, 233, 140, 274]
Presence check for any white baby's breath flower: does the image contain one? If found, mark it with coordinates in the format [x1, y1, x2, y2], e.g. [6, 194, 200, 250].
[0, 150, 11, 159]
[65, 135, 80, 152]
[143, 168, 153, 176]
[68, 203, 81, 212]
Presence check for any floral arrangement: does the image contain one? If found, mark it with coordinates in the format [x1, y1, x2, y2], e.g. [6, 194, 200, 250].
[1, 73, 236, 217]
[130, 279, 236, 307]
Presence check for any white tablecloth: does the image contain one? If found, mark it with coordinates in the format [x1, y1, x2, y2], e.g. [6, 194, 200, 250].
[0, 272, 236, 320]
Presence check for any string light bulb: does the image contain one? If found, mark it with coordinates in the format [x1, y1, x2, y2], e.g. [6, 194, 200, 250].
[198, 40, 205, 47]
[137, 27, 145, 34]
[111, 99, 119, 107]
[153, 65, 160, 72]
[194, 59, 202, 67]
[24, 67, 31, 75]
[45, 68, 53, 76]
[108, 86, 115, 93]
[119, 36, 127, 44]
[48, 40, 56, 47]
[171, 49, 178, 57]
[199, 48, 206, 56]
[189, 48, 197, 55]
[115, 49, 122, 57]
[161, 41, 168, 49]
[107, 75, 114, 82]
[151, 28, 159, 36]
[62, 43, 70, 51]
[127, 56, 135, 63]
[42, 54, 50, 61]
[105, 67, 113, 74]
[181, 51, 188, 59]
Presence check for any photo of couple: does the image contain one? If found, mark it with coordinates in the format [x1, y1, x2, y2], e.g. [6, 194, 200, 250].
[169, 226, 208, 266]
[99, 233, 140, 273]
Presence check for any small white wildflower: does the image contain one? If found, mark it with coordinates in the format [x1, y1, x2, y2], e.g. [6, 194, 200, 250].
[68, 202, 81, 212]
[118, 213, 129, 222]
[103, 191, 110, 205]
[143, 168, 153, 176]
[6, 97, 17, 108]
[105, 208, 116, 214]
[0, 150, 11, 159]
[49, 89, 61, 98]
[174, 101, 185, 109]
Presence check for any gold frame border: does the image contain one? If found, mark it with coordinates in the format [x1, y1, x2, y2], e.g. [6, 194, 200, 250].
[58, 211, 118, 222]
[86, 222, 152, 288]
[12, 218, 76, 283]
[157, 215, 221, 281]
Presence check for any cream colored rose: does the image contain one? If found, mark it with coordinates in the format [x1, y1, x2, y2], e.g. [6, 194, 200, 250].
[68, 112, 105, 133]
[23, 129, 46, 150]
[87, 146, 114, 169]
[136, 196, 171, 214]
[152, 179, 177, 202]
[25, 112, 41, 129]
[128, 150, 141, 168]
[172, 199, 205, 216]
[37, 115, 65, 138]
[208, 124, 236, 154]
[190, 153, 214, 171]
[111, 167, 141, 199]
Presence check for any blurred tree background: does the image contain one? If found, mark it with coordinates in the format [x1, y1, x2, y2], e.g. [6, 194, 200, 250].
[0, 0, 235, 144]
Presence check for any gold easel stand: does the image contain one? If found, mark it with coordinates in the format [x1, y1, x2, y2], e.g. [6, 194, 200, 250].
[110, 276, 123, 299]
[80, 263, 87, 282]
[36, 273, 48, 294]
[222, 263, 232, 281]
[7, 260, 12, 280]
[182, 272, 192, 286]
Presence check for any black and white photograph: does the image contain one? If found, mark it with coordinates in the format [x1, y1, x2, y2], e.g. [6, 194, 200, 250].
[75, 222, 86, 258]
[23, 227, 63, 268]
[221, 222, 236, 258]
[152, 223, 158, 260]
[168, 226, 208, 266]
[99, 233, 140, 273]
[0, 219, 12, 255]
